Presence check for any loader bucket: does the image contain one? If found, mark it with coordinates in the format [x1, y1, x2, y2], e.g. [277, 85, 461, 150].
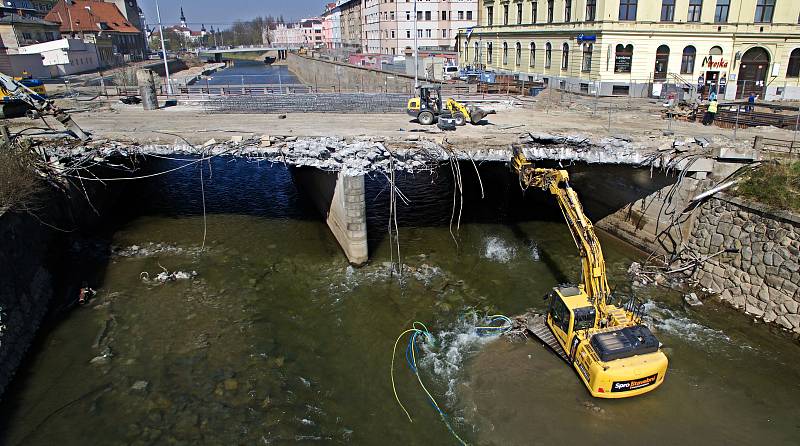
[468, 107, 496, 124]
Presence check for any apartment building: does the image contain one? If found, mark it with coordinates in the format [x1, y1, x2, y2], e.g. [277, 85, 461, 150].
[459, 0, 800, 99]
[362, 0, 478, 55]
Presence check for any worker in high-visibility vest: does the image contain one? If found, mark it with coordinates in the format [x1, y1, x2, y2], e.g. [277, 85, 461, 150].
[703, 99, 719, 126]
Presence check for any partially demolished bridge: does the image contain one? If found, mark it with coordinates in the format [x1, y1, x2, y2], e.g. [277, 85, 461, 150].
[45, 132, 727, 265]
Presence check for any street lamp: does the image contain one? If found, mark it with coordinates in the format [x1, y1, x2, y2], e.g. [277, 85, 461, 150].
[155, 0, 173, 95]
[413, 0, 418, 89]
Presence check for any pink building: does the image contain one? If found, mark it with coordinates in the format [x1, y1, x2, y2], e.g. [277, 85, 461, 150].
[321, 17, 334, 49]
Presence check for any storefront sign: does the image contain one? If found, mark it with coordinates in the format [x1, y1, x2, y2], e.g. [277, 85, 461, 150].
[576, 34, 596, 43]
[614, 54, 631, 73]
[702, 55, 729, 69]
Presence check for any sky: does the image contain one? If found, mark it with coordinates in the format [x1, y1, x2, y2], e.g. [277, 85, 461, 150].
[138, 0, 324, 29]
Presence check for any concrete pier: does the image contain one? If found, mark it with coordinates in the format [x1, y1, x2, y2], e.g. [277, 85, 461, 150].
[136, 69, 158, 110]
[293, 168, 368, 266]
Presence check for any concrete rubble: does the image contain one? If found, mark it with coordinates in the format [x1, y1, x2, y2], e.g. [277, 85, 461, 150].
[38, 131, 722, 177]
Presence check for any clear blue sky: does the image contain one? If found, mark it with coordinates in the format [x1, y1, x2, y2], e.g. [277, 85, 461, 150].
[139, 0, 324, 28]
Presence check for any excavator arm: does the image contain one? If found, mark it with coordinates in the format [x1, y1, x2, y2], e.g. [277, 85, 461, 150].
[512, 148, 610, 309]
[0, 72, 89, 141]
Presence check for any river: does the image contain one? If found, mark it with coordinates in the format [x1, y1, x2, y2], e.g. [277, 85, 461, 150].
[204, 60, 301, 86]
[0, 159, 798, 445]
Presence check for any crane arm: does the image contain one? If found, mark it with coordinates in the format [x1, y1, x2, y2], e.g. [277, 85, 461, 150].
[512, 148, 610, 308]
[0, 72, 89, 141]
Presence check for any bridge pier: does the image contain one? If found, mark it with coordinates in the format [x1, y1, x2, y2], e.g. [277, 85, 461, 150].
[293, 168, 368, 266]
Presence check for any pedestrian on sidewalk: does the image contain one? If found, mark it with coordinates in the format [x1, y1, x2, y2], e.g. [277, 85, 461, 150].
[703, 98, 719, 126]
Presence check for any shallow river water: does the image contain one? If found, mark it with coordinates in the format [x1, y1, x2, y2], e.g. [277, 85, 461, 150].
[1, 159, 798, 445]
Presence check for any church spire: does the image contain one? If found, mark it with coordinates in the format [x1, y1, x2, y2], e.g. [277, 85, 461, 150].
[180, 6, 186, 27]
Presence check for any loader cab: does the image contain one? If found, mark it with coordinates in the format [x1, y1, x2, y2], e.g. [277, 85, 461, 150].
[407, 85, 443, 125]
[546, 285, 597, 345]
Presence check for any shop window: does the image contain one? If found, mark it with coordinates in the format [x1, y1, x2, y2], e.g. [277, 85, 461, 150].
[614, 44, 633, 73]
[545, 42, 552, 68]
[681, 45, 697, 74]
[787, 48, 800, 78]
[582, 43, 593, 72]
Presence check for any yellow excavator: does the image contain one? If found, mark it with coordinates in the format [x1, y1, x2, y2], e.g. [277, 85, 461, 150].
[512, 148, 668, 398]
[407, 84, 494, 126]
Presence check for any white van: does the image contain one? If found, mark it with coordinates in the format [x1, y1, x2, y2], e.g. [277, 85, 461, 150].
[443, 65, 460, 80]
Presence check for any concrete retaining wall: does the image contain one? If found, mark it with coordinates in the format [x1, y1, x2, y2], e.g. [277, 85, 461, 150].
[202, 93, 408, 114]
[687, 195, 800, 333]
[287, 53, 416, 93]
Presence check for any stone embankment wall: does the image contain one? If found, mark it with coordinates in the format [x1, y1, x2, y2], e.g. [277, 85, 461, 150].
[688, 195, 800, 333]
[287, 53, 416, 93]
[203, 93, 408, 114]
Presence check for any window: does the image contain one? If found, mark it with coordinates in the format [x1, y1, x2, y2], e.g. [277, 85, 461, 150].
[503, 4, 509, 25]
[406, 11, 410, 20]
[487, 42, 493, 64]
[614, 44, 633, 73]
[467, 11, 473, 20]
[445, 11, 449, 20]
[714, 0, 730, 23]
[417, 11, 422, 20]
[503, 42, 508, 64]
[390, 11, 395, 20]
[545, 42, 552, 68]
[549, 297, 571, 334]
[426, 29, 431, 37]
[561, 43, 569, 70]
[654, 45, 670, 81]
[681, 45, 697, 74]
[788, 49, 800, 78]
[464, 41, 469, 60]
[582, 43, 593, 72]
[586, 0, 596, 21]
[406, 30, 411, 38]
[564, 0, 571, 22]
[425, 11, 431, 20]
[755, 0, 775, 23]
[474, 42, 479, 62]
[515, 42, 522, 65]
[532, 1, 537, 23]
[619, 0, 637, 21]
[22, 32, 32, 40]
[517, 3, 523, 25]
[688, 0, 703, 22]
[547, 0, 554, 23]
[442, 29, 446, 38]
[709, 45, 723, 56]
[661, 0, 675, 21]
[487, 6, 494, 25]
[529, 42, 536, 67]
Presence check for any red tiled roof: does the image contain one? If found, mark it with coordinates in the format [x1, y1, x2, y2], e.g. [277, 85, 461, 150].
[45, 0, 141, 34]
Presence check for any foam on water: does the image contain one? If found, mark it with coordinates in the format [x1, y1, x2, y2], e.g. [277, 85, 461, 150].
[482, 236, 517, 263]
[419, 314, 506, 401]
[643, 301, 753, 351]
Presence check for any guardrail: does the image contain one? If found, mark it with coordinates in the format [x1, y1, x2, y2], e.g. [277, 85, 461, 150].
[753, 135, 800, 159]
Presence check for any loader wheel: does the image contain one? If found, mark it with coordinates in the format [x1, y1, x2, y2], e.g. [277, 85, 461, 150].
[418, 111, 435, 125]
[453, 113, 466, 126]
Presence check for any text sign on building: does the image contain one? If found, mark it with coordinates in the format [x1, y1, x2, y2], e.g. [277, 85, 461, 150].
[576, 34, 596, 43]
[701, 55, 729, 70]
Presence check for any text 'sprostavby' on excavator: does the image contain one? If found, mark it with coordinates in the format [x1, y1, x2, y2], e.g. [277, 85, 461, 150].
[511, 148, 668, 398]
[407, 84, 494, 129]
[0, 72, 89, 141]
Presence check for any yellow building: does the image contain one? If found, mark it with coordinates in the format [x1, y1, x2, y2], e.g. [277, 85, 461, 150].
[457, 0, 800, 100]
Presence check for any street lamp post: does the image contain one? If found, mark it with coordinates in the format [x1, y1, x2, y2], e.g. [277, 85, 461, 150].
[155, 0, 173, 95]
[413, 0, 418, 90]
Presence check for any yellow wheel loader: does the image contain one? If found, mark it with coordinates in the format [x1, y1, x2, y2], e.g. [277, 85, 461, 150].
[511, 148, 668, 398]
[407, 85, 494, 126]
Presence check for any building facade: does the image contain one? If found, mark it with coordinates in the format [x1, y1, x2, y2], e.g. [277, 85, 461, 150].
[18, 37, 101, 75]
[459, 0, 800, 99]
[269, 23, 305, 47]
[362, 0, 478, 55]
[339, 0, 362, 50]
[300, 17, 325, 48]
[0, 14, 61, 53]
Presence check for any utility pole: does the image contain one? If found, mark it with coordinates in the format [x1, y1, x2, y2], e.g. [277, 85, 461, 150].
[413, 0, 418, 90]
[155, 0, 173, 95]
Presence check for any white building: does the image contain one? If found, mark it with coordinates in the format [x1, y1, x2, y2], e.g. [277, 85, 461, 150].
[269, 23, 305, 47]
[300, 17, 325, 48]
[18, 38, 100, 76]
[362, 0, 477, 55]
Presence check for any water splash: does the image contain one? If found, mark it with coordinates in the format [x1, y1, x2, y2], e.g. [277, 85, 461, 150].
[642, 301, 753, 351]
[482, 236, 517, 263]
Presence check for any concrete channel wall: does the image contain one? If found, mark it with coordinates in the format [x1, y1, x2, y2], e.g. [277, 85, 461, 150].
[688, 196, 800, 333]
[287, 53, 416, 93]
